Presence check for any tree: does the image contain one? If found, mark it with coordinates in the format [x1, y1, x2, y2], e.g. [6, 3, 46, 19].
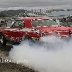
[0, 12, 7, 17]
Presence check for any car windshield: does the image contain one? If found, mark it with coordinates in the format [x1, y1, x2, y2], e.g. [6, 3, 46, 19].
[11, 20, 24, 28]
[32, 19, 58, 27]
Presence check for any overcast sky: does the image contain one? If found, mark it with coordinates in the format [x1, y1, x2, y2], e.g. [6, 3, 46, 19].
[0, 0, 72, 9]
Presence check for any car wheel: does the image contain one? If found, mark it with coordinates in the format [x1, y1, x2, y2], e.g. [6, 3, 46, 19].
[0, 34, 7, 46]
[24, 36, 39, 43]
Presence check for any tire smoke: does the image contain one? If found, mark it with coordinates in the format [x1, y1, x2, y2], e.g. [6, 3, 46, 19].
[9, 36, 72, 72]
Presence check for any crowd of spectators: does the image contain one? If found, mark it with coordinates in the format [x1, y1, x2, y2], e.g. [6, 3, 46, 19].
[59, 16, 72, 23]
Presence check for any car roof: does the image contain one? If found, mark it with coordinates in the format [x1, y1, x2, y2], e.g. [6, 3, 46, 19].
[18, 17, 51, 21]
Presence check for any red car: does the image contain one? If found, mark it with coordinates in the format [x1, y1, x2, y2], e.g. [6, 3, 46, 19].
[0, 17, 72, 46]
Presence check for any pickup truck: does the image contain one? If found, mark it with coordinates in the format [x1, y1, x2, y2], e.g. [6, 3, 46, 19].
[0, 17, 72, 46]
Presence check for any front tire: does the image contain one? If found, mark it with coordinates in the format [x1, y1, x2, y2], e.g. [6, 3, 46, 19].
[0, 34, 7, 46]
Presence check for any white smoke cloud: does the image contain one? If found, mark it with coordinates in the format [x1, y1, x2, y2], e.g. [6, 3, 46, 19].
[9, 36, 72, 72]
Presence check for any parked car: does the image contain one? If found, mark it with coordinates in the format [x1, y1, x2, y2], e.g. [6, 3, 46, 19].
[0, 17, 72, 46]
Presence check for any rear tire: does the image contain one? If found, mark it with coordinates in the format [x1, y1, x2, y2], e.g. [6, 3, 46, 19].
[0, 34, 7, 46]
[24, 36, 39, 43]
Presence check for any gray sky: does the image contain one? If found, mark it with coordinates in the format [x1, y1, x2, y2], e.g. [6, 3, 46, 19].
[0, 0, 72, 9]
